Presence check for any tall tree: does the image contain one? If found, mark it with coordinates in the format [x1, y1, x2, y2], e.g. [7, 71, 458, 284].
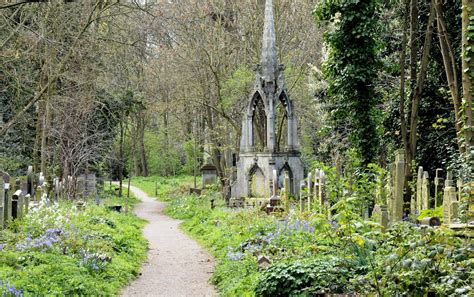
[315, 0, 381, 165]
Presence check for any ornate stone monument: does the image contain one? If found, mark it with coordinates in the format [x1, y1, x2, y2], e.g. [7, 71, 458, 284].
[231, 0, 303, 199]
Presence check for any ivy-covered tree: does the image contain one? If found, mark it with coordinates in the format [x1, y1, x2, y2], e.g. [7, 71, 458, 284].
[315, 0, 381, 166]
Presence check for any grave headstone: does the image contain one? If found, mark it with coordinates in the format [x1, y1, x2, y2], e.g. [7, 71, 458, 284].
[12, 190, 23, 219]
[416, 166, 423, 213]
[434, 169, 443, 207]
[318, 170, 326, 214]
[283, 172, 290, 213]
[421, 171, 430, 210]
[392, 150, 405, 222]
[299, 181, 305, 212]
[4, 182, 11, 223]
[27, 165, 34, 196]
[372, 204, 388, 232]
[442, 172, 457, 224]
[24, 194, 30, 215]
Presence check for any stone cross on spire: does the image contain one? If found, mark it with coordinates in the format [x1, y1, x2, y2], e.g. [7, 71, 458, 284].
[260, 0, 278, 82]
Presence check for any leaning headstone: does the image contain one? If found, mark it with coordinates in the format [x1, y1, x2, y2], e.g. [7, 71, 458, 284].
[434, 169, 443, 207]
[392, 150, 405, 222]
[0, 179, 4, 228]
[416, 166, 423, 213]
[421, 171, 430, 210]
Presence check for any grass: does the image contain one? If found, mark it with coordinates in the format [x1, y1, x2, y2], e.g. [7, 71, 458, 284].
[0, 189, 148, 295]
[127, 175, 195, 201]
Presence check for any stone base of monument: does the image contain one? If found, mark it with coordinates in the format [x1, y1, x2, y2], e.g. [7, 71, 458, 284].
[266, 195, 284, 214]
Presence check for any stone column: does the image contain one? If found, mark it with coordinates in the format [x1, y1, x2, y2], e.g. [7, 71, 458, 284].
[421, 171, 430, 210]
[266, 94, 275, 152]
[392, 150, 405, 222]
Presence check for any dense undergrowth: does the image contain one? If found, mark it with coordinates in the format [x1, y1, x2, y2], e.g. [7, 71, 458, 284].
[0, 189, 147, 295]
[164, 191, 473, 296]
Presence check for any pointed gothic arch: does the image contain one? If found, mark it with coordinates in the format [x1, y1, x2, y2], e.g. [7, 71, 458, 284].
[248, 163, 265, 197]
[250, 92, 267, 151]
[278, 162, 294, 193]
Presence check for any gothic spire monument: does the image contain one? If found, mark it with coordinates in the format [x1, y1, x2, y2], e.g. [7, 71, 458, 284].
[231, 0, 303, 199]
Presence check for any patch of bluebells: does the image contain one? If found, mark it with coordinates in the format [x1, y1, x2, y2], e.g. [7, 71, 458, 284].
[276, 218, 315, 235]
[15, 228, 62, 251]
[78, 249, 111, 272]
[227, 251, 244, 261]
[0, 281, 23, 297]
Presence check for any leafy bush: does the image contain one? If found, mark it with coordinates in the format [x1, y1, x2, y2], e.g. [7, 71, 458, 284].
[0, 194, 147, 295]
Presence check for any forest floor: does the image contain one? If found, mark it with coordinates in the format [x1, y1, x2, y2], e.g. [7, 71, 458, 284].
[120, 185, 217, 297]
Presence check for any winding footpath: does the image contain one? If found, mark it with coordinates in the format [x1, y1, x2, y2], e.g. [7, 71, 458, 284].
[121, 186, 217, 297]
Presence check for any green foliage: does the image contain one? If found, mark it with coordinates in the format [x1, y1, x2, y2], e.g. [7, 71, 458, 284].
[129, 175, 194, 201]
[0, 192, 147, 295]
[154, 174, 472, 296]
[417, 206, 443, 221]
[315, 0, 382, 165]
[143, 131, 183, 176]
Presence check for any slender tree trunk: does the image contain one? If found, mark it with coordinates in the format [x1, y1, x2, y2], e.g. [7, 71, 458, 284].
[461, 0, 474, 160]
[405, 0, 436, 207]
[434, 0, 465, 153]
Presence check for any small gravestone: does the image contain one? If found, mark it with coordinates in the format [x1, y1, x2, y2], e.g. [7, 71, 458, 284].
[201, 164, 217, 188]
[12, 190, 23, 219]
[257, 255, 270, 268]
[4, 182, 11, 222]
[372, 204, 389, 232]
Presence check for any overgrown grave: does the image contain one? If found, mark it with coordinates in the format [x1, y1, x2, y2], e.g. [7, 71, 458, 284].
[0, 166, 99, 229]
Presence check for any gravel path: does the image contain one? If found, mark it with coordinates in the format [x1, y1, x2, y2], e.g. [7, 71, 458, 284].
[121, 186, 217, 297]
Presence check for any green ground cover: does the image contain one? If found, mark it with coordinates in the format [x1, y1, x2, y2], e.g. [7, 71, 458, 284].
[128, 175, 195, 200]
[0, 189, 147, 295]
[162, 188, 473, 296]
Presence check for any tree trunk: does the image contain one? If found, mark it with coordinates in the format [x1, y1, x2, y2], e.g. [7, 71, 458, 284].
[434, 0, 465, 154]
[462, 0, 474, 161]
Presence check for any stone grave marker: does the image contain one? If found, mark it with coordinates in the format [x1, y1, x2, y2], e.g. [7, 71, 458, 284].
[372, 204, 388, 232]
[434, 169, 443, 207]
[27, 165, 34, 196]
[416, 166, 423, 213]
[421, 171, 430, 210]
[392, 150, 405, 222]
[442, 172, 456, 224]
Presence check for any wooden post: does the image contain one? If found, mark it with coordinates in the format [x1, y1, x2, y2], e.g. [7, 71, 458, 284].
[392, 150, 405, 222]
